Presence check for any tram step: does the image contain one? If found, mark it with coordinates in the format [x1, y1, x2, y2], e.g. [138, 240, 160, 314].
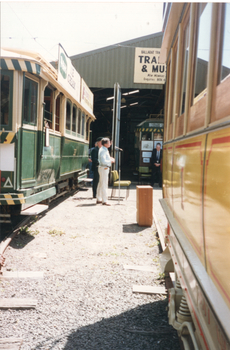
[20, 204, 48, 216]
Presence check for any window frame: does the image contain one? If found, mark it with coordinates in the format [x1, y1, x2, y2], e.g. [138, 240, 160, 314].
[22, 75, 38, 126]
[0, 69, 13, 131]
[65, 99, 72, 133]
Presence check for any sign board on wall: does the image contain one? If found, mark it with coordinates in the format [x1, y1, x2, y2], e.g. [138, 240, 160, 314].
[81, 78, 94, 115]
[58, 45, 81, 102]
[134, 47, 166, 84]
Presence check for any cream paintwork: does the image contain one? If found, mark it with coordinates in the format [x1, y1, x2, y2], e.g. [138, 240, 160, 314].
[162, 127, 230, 349]
[204, 127, 230, 308]
[172, 135, 206, 266]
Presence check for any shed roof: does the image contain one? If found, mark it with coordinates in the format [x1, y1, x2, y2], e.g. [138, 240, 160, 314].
[70, 32, 163, 89]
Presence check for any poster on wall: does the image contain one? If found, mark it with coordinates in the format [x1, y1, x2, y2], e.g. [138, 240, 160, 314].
[134, 47, 166, 84]
[141, 140, 154, 151]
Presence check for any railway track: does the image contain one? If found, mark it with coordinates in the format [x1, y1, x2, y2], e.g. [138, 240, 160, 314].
[0, 216, 31, 271]
[0, 184, 83, 271]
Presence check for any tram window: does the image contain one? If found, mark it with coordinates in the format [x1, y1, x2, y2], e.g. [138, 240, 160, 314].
[44, 87, 53, 129]
[55, 96, 60, 132]
[72, 105, 77, 133]
[1, 71, 13, 130]
[77, 109, 81, 134]
[220, 3, 230, 82]
[142, 132, 152, 141]
[23, 77, 38, 125]
[66, 100, 71, 131]
[81, 112, 85, 137]
[193, 3, 212, 104]
[180, 22, 190, 115]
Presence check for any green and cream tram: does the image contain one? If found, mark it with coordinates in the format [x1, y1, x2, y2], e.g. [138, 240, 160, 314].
[0, 46, 95, 217]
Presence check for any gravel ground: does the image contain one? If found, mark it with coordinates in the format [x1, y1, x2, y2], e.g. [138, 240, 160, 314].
[0, 185, 180, 350]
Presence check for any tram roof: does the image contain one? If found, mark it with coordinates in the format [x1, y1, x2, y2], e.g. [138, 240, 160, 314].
[0, 47, 96, 120]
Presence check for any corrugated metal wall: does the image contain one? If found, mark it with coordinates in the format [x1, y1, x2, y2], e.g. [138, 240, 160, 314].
[71, 32, 163, 89]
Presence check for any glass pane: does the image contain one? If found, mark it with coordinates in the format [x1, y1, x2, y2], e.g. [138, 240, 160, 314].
[44, 87, 53, 128]
[72, 105, 77, 132]
[193, 3, 212, 103]
[180, 22, 190, 115]
[221, 3, 230, 81]
[1, 74, 10, 126]
[81, 113, 85, 136]
[66, 100, 71, 130]
[77, 109, 81, 134]
[30, 80, 37, 125]
[23, 78, 30, 123]
[55, 97, 60, 132]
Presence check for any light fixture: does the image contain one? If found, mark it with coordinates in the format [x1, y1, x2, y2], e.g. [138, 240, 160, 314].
[106, 96, 114, 101]
[120, 105, 127, 109]
[130, 102, 138, 106]
[122, 90, 139, 96]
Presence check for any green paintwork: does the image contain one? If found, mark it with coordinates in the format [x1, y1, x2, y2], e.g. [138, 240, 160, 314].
[20, 128, 37, 185]
[60, 137, 88, 176]
[23, 186, 56, 205]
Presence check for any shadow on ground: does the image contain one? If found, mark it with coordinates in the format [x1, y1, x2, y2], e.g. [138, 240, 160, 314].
[122, 223, 147, 233]
[34, 299, 180, 350]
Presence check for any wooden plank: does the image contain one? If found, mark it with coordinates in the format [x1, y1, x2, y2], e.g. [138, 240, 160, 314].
[123, 265, 157, 273]
[0, 338, 23, 350]
[1, 271, 44, 279]
[0, 298, 37, 309]
[133, 285, 167, 295]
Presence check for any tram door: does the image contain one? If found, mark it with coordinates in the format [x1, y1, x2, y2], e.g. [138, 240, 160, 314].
[20, 76, 38, 188]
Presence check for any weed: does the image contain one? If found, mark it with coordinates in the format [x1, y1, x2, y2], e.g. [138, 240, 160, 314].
[147, 242, 158, 248]
[48, 229, 65, 237]
[31, 229, 39, 236]
[152, 257, 159, 262]
[19, 226, 31, 235]
[157, 272, 165, 280]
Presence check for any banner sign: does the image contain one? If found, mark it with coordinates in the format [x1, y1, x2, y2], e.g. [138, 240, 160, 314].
[58, 45, 81, 102]
[134, 47, 166, 84]
[80, 78, 94, 114]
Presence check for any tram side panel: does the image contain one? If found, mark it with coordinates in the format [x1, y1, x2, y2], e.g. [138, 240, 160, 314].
[162, 144, 174, 210]
[172, 135, 206, 267]
[60, 138, 89, 180]
[36, 132, 62, 186]
[204, 127, 230, 309]
[163, 129, 230, 349]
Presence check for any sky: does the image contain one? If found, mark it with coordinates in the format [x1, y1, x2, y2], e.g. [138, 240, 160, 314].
[1, 1, 164, 62]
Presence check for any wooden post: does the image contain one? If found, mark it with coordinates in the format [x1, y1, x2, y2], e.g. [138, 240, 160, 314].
[136, 185, 153, 227]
